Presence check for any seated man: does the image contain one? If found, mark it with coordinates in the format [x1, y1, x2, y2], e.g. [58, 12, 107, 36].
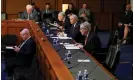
[5, 28, 36, 79]
[57, 12, 71, 32]
[21, 4, 40, 22]
[76, 22, 101, 54]
[69, 14, 85, 43]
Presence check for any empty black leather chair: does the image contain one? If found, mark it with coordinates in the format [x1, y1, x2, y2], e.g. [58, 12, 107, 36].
[18, 12, 24, 19]
[52, 10, 59, 22]
[2, 34, 18, 46]
[104, 44, 120, 73]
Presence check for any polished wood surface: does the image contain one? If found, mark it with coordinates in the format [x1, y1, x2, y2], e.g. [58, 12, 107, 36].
[1, 20, 74, 80]
[1, 20, 117, 80]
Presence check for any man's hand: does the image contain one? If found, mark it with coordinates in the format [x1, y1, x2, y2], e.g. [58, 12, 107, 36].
[13, 46, 20, 53]
[118, 22, 122, 27]
[75, 43, 83, 48]
[81, 13, 86, 17]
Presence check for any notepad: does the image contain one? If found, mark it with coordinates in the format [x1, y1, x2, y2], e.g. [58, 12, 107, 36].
[50, 27, 58, 30]
[51, 37, 72, 39]
[78, 59, 90, 62]
[6, 46, 14, 49]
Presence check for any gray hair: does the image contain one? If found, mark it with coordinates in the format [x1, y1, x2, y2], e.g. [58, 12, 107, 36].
[70, 14, 78, 21]
[26, 4, 33, 10]
[80, 22, 91, 31]
[58, 12, 66, 17]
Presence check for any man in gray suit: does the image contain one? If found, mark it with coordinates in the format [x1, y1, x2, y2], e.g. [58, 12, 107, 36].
[21, 4, 40, 22]
[79, 3, 91, 22]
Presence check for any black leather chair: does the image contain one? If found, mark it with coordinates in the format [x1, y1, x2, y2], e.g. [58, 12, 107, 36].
[104, 44, 120, 73]
[18, 12, 24, 19]
[1, 12, 7, 20]
[52, 10, 59, 22]
[13, 55, 37, 80]
[2, 34, 18, 46]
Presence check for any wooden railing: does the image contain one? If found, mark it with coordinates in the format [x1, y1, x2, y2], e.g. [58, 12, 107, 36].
[1, 20, 74, 80]
[1, 20, 117, 80]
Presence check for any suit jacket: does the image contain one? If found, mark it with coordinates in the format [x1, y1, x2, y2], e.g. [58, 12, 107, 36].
[83, 32, 101, 53]
[21, 10, 40, 22]
[57, 17, 71, 32]
[69, 22, 84, 42]
[17, 37, 36, 65]
[65, 9, 77, 16]
[42, 9, 53, 20]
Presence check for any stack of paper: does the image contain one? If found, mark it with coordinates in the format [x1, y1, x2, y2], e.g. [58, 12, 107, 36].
[51, 37, 72, 39]
[64, 44, 80, 49]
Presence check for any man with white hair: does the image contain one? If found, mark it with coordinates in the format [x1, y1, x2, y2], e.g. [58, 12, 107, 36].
[69, 14, 84, 42]
[5, 28, 36, 79]
[76, 22, 101, 53]
[57, 11, 71, 31]
[21, 4, 39, 22]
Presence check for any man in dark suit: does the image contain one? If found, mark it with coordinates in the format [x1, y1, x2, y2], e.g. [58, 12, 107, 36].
[5, 28, 36, 79]
[57, 12, 71, 32]
[41, 3, 53, 22]
[31, 2, 41, 22]
[76, 22, 101, 53]
[21, 4, 40, 22]
[69, 14, 84, 43]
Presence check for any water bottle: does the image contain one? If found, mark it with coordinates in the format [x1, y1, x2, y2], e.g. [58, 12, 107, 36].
[42, 23, 46, 29]
[76, 71, 83, 80]
[67, 50, 72, 58]
[46, 29, 49, 36]
[53, 39, 57, 45]
[83, 70, 89, 80]
[56, 38, 60, 44]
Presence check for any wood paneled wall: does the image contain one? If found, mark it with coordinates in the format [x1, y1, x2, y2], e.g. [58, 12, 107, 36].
[1, 0, 126, 30]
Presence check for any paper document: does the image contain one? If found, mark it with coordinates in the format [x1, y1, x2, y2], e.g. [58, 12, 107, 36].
[50, 27, 58, 30]
[51, 37, 72, 39]
[78, 59, 90, 62]
[65, 46, 80, 49]
[6, 46, 14, 49]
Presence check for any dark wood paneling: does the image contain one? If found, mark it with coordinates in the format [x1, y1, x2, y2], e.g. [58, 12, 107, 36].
[87, 0, 102, 12]
[95, 12, 112, 30]
[1, 0, 4, 12]
[63, 0, 77, 8]
[6, 0, 29, 14]
[104, 0, 125, 12]
[32, 0, 56, 10]
[7, 14, 18, 20]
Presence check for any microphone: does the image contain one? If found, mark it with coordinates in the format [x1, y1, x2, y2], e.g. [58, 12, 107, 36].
[63, 50, 72, 64]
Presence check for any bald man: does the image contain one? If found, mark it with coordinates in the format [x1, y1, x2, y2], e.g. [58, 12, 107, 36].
[21, 4, 40, 22]
[5, 28, 36, 78]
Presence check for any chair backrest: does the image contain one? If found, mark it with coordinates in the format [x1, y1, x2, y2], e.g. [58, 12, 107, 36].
[2, 34, 18, 46]
[18, 12, 24, 19]
[52, 10, 59, 21]
[97, 31, 110, 48]
[115, 63, 133, 80]
[119, 45, 133, 62]
[105, 45, 120, 69]
[1, 12, 7, 20]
